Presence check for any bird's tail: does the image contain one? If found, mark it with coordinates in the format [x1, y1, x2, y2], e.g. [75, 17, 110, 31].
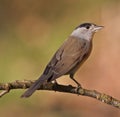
[21, 75, 47, 98]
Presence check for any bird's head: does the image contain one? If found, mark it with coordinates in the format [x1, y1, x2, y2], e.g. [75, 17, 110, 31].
[71, 23, 104, 41]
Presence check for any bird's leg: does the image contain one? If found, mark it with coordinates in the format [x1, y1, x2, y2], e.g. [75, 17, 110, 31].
[70, 74, 82, 95]
[70, 74, 81, 88]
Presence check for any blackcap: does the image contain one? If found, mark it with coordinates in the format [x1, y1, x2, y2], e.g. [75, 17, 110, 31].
[21, 23, 103, 97]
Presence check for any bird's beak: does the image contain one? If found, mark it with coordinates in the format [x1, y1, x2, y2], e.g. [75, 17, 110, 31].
[93, 25, 104, 32]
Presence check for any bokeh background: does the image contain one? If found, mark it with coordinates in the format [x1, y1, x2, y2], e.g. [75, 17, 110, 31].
[0, 0, 120, 117]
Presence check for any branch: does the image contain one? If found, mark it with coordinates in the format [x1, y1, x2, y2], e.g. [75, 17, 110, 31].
[0, 80, 120, 109]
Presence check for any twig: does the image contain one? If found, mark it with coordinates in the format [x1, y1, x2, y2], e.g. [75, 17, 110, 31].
[0, 80, 120, 109]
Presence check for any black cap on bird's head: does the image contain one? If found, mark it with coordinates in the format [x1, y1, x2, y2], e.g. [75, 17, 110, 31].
[75, 23, 104, 32]
[79, 23, 93, 28]
[75, 23, 94, 29]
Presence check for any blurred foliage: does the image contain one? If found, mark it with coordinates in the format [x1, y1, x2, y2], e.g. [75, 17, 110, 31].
[0, 0, 120, 117]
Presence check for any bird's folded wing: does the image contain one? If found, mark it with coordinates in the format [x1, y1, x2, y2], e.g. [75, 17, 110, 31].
[43, 37, 87, 78]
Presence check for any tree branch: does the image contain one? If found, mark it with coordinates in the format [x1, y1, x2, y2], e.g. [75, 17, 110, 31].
[0, 80, 120, 109]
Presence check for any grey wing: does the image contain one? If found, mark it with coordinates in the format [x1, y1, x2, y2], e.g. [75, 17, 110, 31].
[53, 47, 84, 78]
[43, 37, 88, 81]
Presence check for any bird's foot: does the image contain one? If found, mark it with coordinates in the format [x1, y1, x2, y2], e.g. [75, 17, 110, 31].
[76, 84, 82, 95]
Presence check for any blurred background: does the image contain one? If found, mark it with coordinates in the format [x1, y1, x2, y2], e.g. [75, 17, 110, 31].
[0, 0, 120, 117]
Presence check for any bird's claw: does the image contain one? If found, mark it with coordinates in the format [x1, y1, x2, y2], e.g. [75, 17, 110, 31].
[76, 85, 82, 95]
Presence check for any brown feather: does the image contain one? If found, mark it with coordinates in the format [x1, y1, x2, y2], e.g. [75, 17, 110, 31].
[44, 36, 92, 80]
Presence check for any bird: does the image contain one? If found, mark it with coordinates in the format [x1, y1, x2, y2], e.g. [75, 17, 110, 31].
[21, 23, 103, 98]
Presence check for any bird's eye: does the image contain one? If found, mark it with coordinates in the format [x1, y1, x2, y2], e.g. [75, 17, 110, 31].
[86, 26, 90, 29]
